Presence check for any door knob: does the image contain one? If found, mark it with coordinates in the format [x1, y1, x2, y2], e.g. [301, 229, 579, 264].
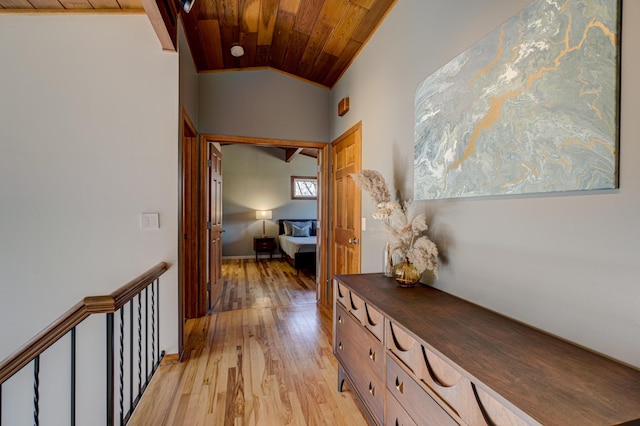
[348, 237, 359, 244]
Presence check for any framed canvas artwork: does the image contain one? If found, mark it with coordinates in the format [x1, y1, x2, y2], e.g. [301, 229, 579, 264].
[414, 0, 621, 200]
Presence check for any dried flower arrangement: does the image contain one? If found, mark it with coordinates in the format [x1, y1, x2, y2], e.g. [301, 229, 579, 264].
[351, 170, 439, 278]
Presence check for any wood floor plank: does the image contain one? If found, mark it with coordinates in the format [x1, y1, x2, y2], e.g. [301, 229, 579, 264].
[128, 259, 367, 425]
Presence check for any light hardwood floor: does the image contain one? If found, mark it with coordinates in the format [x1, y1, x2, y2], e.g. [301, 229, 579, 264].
[128, 259, 368, 425]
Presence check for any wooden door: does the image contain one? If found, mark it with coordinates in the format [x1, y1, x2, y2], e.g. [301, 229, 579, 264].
[331, 122, 362, 283]
[181, 112, 201, 321]
[207, 143, 223, 309]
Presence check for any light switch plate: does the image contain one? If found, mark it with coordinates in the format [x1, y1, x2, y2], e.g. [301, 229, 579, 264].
[140, 213, 160, 230]
[362, 217, 366, 231]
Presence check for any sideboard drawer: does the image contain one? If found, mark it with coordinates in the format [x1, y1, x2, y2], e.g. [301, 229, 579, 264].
[335, 279, 385, 342]
[335, 280, 349, 308]
[386, 391, 418, 426]
[351, 369, 385, 424]
[363, 302, 384, 342]
[335, 302, 384, 424]
[387, 354, 458, 426]
[335, 304, 384, 378]
[386, 320, 423, 374]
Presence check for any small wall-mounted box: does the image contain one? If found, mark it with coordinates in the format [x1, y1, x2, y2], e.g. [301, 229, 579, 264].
[338, 97, 350, 116]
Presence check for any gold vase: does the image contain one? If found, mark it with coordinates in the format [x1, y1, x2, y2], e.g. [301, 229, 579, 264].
[392, 258, 421, 287]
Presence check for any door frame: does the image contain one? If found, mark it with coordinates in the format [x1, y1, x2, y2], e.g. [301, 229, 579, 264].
[178, 108, 199, 359]
[199, 134, 331, 305]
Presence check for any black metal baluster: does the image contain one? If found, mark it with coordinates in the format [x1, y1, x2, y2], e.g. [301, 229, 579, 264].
[118, 308, 124, 425]
[137, 294, 142, 395]
[129, 300, 133, 414]
[156, 278, 160, 366]
[145, 287, 149, 383]
[151, 282, 156, 369]
[106, 313, 114, 426]
[33, 355, 40, 426]
[71, 328, 76, 426]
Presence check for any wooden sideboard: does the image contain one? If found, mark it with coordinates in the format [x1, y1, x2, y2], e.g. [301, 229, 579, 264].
[333, 274, 640, 426]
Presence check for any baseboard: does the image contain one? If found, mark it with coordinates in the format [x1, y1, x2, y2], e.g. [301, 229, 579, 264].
[161, 353, 181, 365]
[222, 254, 283, 260]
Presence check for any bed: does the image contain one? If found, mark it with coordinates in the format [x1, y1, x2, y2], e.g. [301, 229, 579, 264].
[278, 219, 317, 275]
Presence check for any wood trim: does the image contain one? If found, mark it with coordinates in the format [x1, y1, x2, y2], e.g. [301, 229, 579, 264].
[140, 0, 176, 51]
[0, 262, 168, 385]
[210, 134, 327, 149]
[318, 144, 330, 306]
[180, 109, 202, 320]
[110, 262, 169, 310]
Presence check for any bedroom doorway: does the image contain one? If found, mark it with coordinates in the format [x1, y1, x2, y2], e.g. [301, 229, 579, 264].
[199, 134, 330, 306]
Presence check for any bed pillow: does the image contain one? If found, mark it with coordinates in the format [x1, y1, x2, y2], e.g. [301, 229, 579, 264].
[283, 221, 293, 236]
[291, 224, 311, 237]
[284, 220, 313, 236]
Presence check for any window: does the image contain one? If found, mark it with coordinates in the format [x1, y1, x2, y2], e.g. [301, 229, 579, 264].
[291, 176, 317, 200]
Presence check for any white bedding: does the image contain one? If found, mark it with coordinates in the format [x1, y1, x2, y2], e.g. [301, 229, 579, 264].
[278, 235, 316, 258]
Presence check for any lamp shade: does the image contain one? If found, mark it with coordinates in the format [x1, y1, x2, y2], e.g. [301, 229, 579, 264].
[256, 210, 272, 220]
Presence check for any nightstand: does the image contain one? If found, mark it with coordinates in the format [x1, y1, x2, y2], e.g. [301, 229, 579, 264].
[253, 236, 276, 261]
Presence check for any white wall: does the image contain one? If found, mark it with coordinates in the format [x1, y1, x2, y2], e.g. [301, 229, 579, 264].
[331, 0, 640, 368]
[198, 69, 331, 142]
[0, 13, 179, 419]
[221, 145, 317, 257]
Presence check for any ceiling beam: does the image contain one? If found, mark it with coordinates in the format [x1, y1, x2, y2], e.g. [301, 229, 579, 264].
[285, 148, 303, 163]
[142, 0, 177, 52]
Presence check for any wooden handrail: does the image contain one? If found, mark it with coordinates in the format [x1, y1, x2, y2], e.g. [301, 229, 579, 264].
[0, 262, 169, 385]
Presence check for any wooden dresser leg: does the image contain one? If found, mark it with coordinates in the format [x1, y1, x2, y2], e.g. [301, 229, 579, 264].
[337, 363, 346, 392]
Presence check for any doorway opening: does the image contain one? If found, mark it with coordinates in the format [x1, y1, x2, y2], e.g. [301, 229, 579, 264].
[201, 134, 330, 303]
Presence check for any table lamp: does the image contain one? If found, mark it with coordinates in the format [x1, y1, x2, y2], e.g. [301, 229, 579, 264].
[256, 210, 272, 237]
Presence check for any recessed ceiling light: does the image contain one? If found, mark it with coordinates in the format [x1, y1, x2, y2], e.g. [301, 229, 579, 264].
[230, 44, 245, 58]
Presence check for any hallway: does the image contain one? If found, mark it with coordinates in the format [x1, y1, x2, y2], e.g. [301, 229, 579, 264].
[128, 259, 368, 425]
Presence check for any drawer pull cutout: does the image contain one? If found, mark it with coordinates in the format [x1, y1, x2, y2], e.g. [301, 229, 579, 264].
[365, 304, 382, 326]
[369, 348, 376, 361]
[368, 382, 375, 396]
[389, 323, 414, 352]
[395, 377, 404, 394]
[338, 315, 342, 324]
[349, 293, 359, 311]
[338, 342, 343, 351]
[422, 346, 462, 388]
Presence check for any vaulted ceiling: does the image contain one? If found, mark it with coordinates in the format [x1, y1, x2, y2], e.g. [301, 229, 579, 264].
[0, 0, 396, 88]
[179, 0, 396, 88]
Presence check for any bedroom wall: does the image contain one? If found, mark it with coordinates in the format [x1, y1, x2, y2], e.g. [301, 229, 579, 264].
[0, 14, 179, 423]
[330, 0, 640, 368]
[221, 144, 317, 257]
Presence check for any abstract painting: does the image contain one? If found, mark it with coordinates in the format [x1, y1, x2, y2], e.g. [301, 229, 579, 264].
[414, 0, 621, 200]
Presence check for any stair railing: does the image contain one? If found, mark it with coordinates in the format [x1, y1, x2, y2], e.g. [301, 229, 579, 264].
[0, 261, 169, 426]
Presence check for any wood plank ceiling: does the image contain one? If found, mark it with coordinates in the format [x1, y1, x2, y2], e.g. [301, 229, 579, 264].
[0, 0, 142, 11]
[0, 0, 396, 88]
[182, 0, 396, 87]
